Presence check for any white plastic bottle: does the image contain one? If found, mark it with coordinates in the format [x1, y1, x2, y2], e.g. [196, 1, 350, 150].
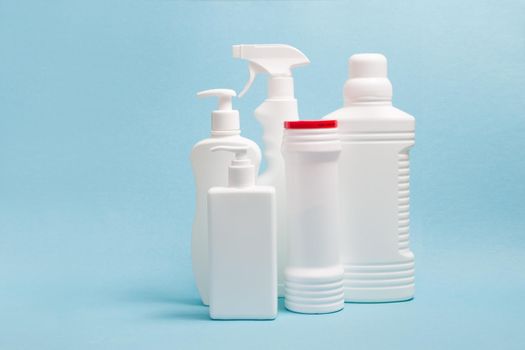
[191, 89, 261, 306]
[281, 120, 344, 314]
[323, 54, 415, 302]
[233, 44, 309, 296]
[208, 146, 277, 320]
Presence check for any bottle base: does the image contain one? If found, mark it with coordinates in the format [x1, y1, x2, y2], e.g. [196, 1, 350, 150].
[210, 311, 277, 320]
[343, 260, 415, 303]
[344, 285, 414, 303]
[284, 268, 345, 314]
[285, 299, 344, 314]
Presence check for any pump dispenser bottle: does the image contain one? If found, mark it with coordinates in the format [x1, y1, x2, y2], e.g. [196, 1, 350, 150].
[323, 54, 415, 302]
[208, 146, 277, 320]
[191, 89, 261, 306]
[233, 44, 309, 296]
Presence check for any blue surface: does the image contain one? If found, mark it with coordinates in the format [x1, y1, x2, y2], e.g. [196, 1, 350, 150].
[1, 1, 524, 349]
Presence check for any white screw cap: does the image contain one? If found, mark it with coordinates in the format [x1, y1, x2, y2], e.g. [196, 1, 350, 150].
[344, 53, 393, 105]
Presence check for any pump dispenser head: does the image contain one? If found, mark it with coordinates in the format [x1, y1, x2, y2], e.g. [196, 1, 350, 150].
[197, 89, 240, 132]
[344, 53, 393, 105]
[232, 44, 310, 98]
[211, 146, 255, 188]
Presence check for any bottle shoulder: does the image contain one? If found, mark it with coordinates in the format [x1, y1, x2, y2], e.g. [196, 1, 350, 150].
[323, 104, 415, 132]
[208, 186, 275, 196]
[191, 135, 261, 158]
[325, 104, 414, 120]
[192, 135, 255, 148]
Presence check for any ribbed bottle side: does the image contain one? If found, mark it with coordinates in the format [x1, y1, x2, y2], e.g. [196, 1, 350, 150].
[343, 261, 414, 288]
[339, 130, 415, 300]
[339, 131, 414, 143]
[284, 274, 344, 313]
[398, 150, 410, 252]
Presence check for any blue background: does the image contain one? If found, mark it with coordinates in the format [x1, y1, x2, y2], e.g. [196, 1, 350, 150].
[1, 1, 524, 349]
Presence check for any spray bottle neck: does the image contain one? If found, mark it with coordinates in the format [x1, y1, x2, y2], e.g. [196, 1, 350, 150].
[268, 76, 295, 99]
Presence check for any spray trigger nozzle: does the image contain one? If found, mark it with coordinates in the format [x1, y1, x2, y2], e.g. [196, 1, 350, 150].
[238, 62, 265, 98]
[233, 44, 310, 98]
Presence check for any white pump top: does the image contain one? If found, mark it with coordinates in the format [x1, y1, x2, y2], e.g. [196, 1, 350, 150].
[197, 89, 240, 131]
[344, 53, 393, 105]
[211, 146, 255, 188]
[232, 44, 310, 98]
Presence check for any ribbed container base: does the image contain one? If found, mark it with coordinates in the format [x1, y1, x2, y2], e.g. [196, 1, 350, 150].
[343, 260, 415, 303]
[284, 273, 344, 314]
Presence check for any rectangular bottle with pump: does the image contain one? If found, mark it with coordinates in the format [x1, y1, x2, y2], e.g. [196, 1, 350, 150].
[207, 146, 277, 320]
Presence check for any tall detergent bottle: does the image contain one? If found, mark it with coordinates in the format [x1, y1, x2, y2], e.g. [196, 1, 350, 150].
[323, 54, 415, 302]
[233, 44, 309, 296]
[191, 89, 261, 305]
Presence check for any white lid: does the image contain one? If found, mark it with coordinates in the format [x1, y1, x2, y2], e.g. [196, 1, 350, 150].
[211, 146, 255, 188]
[197, 89, 240, 131]
[344, 53, 393, 105]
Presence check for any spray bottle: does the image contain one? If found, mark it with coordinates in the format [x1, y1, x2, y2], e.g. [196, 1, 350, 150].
[233, 44, 309, 296]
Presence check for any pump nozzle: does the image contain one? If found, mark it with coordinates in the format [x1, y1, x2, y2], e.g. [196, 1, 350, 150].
[197, 89, 236, 110]
[197, 89, 240, 132]
[211, 146, 255, 187]
[232, 44, 310, 97]
[211, 145, 249, 162]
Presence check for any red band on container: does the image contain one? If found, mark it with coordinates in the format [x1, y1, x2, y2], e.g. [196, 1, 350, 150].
[284, 120, 338, 129]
